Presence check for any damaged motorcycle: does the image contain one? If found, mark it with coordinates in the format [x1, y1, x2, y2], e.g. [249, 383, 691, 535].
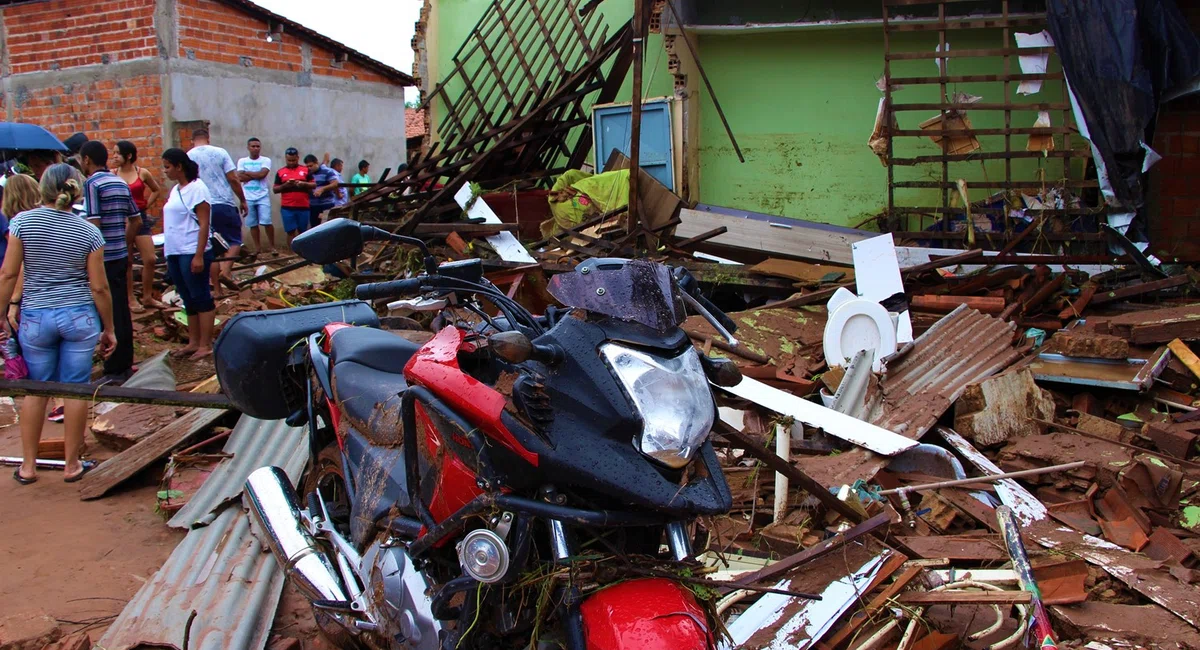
[215, 219, 743, 649]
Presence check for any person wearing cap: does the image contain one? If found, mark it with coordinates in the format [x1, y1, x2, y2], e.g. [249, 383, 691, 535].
[273, 147, 314, 245]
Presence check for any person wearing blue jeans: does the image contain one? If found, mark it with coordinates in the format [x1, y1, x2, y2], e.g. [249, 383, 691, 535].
[161, 148, 217, 360]
[0, 163, 117, 484]
[274, 147, 315, 247]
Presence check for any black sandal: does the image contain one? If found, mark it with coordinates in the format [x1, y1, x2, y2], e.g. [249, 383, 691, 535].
[63, 460, 96, 483]
[12, 468, 36, 485]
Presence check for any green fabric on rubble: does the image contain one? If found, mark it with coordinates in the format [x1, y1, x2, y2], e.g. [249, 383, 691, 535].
[542, 169, 630, 238]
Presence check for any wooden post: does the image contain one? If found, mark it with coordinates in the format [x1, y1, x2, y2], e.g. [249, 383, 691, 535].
[627, 0, 646, 238]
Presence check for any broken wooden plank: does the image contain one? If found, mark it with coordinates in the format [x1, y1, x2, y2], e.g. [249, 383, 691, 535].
[1168, 338, 1200, 382]
[0, 380, 232, 409]
[894, 535, 1009, 561]
[79, 408, 227, 500]
[235, 259, 310, 289]
[92, 403, 188, 451]
[729, 513, 893, 590]
[724, 552, 894, 650]
[1091, 274, 1191, 305]
[926, 560, 1088, 605]
[819, 565, 923, 649]
[1058, 282, 1098, 320]
[910, 294, 1007, 314]
[897, 590, 1032, 605]
[676, 208, 868, 265]
[941, 426, 1200, 629]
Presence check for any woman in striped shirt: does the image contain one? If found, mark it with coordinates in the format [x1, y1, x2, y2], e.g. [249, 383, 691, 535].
[0, 164, 116, 484]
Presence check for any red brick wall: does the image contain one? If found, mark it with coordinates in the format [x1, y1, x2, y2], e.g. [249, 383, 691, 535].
[178, 0, 305, 71]
[10, 75, 164, 167]
[1149, 96, 1200, 261]
[2, 0, 158, 74]
[178, 0, 393, 82]
[309, 43, 393, 84]
[1148, 7, 1200, 262]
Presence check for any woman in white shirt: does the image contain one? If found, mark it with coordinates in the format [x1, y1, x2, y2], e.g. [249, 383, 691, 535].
[160, 148, 216, 360]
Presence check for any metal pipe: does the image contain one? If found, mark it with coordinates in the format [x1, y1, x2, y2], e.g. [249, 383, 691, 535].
[494, 494, 668, 527]
[665, 521, 693, 562]
[548, 519, 572, 562]
[243, 466, 349, 604]
[773, 424, 789, 524]
[0, 457, 81, 470]
[879, 460, 1087, 495]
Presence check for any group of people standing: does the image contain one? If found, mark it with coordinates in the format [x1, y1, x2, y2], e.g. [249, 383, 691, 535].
[0, 127, 374, 485]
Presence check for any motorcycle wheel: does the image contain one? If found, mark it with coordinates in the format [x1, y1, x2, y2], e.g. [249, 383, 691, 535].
[302, 443, 367, 650]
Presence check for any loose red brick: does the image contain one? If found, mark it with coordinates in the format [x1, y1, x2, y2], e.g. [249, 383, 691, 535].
[1144, 422, 1199, 459]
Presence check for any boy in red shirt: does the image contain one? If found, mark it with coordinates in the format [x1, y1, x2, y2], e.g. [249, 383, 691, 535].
[273, 147, 315, 244]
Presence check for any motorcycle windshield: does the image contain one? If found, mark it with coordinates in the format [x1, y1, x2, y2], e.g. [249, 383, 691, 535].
[547, 258, 685, 331]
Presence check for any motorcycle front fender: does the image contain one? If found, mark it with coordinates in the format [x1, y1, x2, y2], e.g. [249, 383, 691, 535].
[578, 578, 713, 650]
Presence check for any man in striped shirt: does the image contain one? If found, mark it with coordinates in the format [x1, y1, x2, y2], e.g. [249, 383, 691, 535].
[81, 141, 141, 383]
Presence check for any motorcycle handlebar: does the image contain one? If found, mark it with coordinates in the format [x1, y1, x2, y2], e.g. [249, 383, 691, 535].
[354, 278, 427, 301]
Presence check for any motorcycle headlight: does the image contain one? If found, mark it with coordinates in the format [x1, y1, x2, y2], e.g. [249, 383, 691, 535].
[600, 343, 715, 469]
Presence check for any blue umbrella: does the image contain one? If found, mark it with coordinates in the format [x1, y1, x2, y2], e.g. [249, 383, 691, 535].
[0, 122, 68, 152]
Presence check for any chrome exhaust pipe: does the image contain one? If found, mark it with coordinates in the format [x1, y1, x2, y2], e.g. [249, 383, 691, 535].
[244, 466, 348, 603]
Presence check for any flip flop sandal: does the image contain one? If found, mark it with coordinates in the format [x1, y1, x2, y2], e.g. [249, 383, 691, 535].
[63, 460, 97, 483]
[12, 468, 36, 485]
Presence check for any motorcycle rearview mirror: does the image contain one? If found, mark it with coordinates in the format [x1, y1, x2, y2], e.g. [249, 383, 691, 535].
[291, 219, 438, 274]
[699, 354, 743, 387]
[290, 218, 364, 264]
[489, 331, 563, 366]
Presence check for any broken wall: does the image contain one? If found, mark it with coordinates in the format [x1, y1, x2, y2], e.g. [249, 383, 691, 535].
[422, 0, 674, 164]
[693, 27, 1074, 229]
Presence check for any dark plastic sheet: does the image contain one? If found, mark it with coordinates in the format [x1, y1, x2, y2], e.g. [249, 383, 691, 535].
[1046, 0, 1200, 207]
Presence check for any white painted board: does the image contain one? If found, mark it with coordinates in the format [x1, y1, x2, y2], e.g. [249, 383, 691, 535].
[852, 233, 913, 344]
[721, 377, 917, 456]
[724, 553, 892, 649]
[453, 183, 536, 264]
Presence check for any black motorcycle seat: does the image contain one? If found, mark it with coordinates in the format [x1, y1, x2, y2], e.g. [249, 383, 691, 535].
[329, 328, 422, 446]
[329, 327, 422, 375]
[331, 362, 407, 446]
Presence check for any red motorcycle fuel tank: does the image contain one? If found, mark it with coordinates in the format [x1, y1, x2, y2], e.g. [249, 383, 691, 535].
[405, 326, 540, 523]
[579, 578, 713, 650]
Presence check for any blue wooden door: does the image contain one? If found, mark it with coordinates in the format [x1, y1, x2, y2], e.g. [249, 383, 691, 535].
[593, 99, 674, 191]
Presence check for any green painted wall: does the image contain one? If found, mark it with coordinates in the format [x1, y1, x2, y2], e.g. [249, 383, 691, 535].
[695, 28, 1069, 228]
[429, 4, 1072, 229]
[429, 0, 674, 167]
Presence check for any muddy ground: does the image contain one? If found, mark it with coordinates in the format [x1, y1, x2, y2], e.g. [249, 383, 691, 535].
[0, 404, 333, 649]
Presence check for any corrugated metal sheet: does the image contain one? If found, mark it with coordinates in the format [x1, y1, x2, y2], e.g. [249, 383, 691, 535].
[797, 305, 1027, 488]
[97, 506, 285, 650]
[168, 416, 307, 529]
[873, 304, 1026, 436]
[98, 416, 308, 650]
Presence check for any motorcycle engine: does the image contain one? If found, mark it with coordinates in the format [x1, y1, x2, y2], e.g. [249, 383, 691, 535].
[362, 541, 442, 649]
